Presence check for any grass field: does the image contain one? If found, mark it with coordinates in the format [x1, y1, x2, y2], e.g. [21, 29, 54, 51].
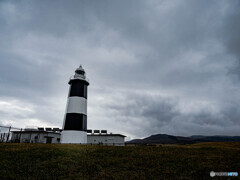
[0, 142, 239, 179]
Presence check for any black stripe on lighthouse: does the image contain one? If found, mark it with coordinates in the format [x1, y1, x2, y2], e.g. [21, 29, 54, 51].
[69, 79, 89, 99]
[64, 113, 87, 131]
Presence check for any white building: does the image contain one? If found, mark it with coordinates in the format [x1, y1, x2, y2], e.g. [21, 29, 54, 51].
[11, 129, 61, 144]
[11, 129, 125, 146]
[87, 134, 125, 146]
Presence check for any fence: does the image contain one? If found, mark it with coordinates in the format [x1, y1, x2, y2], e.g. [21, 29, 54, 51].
[0, 125, 22, 143]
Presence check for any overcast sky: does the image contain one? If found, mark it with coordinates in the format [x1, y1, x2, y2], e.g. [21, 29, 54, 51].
[0, 0, 240, 139]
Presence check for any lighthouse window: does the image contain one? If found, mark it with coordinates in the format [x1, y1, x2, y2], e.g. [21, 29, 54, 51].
[76, 70, 84, 75]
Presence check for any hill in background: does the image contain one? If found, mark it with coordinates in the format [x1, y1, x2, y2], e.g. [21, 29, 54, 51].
[126, 134, 240, 145]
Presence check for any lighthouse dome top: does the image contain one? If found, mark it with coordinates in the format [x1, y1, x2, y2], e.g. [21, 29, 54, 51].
[75, 65, 85, 75]
[71, 65, 89, 84]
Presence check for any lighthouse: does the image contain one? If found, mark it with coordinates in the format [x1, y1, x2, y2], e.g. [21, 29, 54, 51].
[61, 65, 89, 144]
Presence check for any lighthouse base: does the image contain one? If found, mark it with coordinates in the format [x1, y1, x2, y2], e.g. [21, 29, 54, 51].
[61, 131, 87, 144]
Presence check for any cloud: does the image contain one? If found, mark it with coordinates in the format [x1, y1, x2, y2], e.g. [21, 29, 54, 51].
[0, 99, 51, 132]
[0, 0, 240, 139]
[97, 91, 240, 138]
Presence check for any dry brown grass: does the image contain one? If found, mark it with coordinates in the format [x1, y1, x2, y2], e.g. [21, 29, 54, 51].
[0, 142, 239, 179]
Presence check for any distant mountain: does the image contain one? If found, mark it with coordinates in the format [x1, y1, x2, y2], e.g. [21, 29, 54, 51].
[126, 134, 195, 145]
[126, 134, 240, 145]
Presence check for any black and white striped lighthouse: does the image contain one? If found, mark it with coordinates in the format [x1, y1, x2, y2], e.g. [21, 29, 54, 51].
[61, 65, 89, 144]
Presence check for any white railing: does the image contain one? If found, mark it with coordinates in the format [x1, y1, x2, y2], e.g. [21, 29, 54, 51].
[69, 76, 89, 83]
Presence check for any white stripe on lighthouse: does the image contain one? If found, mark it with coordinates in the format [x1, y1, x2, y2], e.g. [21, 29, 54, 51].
[61, 131, 87, 144]
[66, 97, 87, 115]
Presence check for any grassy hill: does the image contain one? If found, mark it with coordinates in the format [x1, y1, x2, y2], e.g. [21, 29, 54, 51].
[0, 142, 239, 179]
[126, 134, 240, 145]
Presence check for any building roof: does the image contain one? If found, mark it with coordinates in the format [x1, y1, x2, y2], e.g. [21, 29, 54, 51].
[11, 130, 61, 135]
[88, 134, 126, 137]
[11, 131, 126, 137]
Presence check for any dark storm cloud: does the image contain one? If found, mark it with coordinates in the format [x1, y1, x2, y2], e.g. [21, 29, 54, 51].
[0, 0, 240, 138]
[219, 1, 240, 79]
[101, 92, 240, 137]
[104, 93, 179, 136]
